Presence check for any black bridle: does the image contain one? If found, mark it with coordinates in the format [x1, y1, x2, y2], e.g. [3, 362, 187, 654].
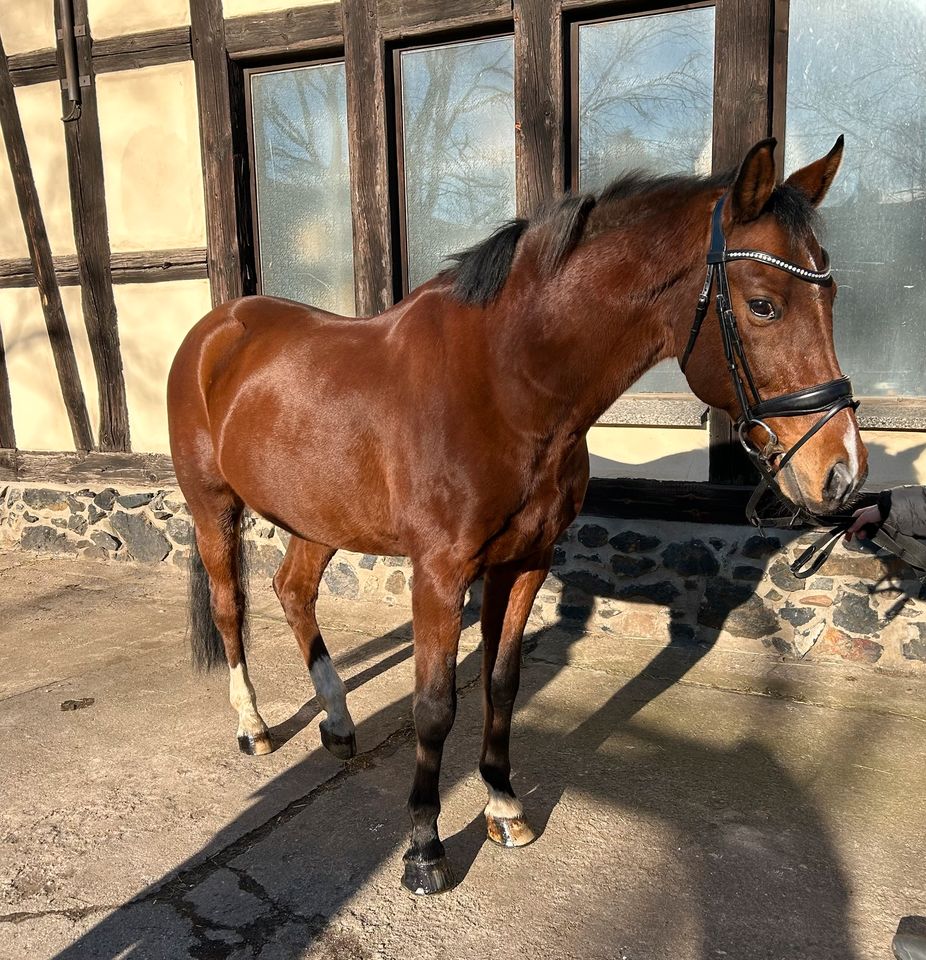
[681, 194, 858, 532]
[678, 194, 926, 584]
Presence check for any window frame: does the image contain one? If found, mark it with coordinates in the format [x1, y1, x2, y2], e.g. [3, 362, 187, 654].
[770, 0, 926, 429]
[389, 28, 517, 300]
[564, 1, 716, 435]
[242, 54, 353, 303]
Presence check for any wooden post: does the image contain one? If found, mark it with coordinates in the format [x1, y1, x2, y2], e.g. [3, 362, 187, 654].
[54, 0, 131, 452]
[341, 0, 393, 315]
[709, 0, 774, 484]
[0, 33, 94, 451]
[514, 0, 565, 216]
[190, 0, 243, 306]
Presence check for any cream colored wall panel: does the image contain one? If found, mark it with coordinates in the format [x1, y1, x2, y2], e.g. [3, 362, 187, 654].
[89, 0, 190, 39]
[116, 279, 212, 453]
[0, 0, 55, 56]
[587, 425, 708, 482]
[223, 0, 334, 18]
[0, 84, 75, 259]
[864, 431, 926, 487]
[96, 63, 207, 253]
[0, 287, 96, 451]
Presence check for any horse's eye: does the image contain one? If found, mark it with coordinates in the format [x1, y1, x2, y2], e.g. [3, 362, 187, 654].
[748, 298, 779, 320]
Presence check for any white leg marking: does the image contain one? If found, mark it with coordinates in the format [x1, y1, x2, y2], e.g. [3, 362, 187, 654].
[229, 663, 268, 738]
[485, 785, 524, 820]
[310, 655, 355, 737]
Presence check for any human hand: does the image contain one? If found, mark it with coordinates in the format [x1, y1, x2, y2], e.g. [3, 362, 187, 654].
[844, 504, 882, 541]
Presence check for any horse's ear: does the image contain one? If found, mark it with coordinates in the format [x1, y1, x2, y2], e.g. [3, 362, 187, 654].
[784, 135, 844, 206]
[729, 138, 778, 224]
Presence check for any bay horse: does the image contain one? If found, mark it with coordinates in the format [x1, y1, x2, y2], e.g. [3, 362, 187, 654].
[167, 137, 867, 895]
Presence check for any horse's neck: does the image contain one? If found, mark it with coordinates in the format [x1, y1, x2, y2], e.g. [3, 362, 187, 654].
[495, 197, 710, 437]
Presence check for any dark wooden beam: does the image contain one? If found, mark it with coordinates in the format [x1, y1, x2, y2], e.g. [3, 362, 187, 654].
[0, 33, 94, 451]
[92, 26, 192, 74]
[0, 248, 209, 288]
[0, 449, 176, 486]
[514, 0, 564, 216]
[190, 0, 242, 307]
[770, 0, 790, 164]
[9, 26, 192, 86]
[342, 0, 393, 315]
[55, 0, 131, 453]
[379, 0, 511, 39]
[709, 0, 774, 485]
[0, 324, 15, 449]
[225, 5, 341, 58]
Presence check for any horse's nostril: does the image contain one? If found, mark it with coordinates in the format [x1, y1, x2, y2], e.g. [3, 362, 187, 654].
[825, 461, 853, 503]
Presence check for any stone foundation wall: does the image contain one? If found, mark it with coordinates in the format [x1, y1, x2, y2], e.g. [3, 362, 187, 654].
[2, 482, 924, 672]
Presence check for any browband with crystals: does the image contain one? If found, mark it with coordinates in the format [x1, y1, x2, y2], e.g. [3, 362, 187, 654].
[724, 248, 832, 283]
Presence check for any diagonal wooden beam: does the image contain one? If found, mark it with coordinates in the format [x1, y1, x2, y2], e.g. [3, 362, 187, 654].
[54, 0, 131, 452]
[190, 0, 242, 307]
[0, 32, 94, 451]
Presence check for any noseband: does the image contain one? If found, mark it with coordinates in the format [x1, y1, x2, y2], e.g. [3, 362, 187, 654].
[680, 194, 859, 531]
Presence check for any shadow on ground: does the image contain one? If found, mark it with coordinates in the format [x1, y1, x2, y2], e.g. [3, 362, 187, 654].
[45, 570, 883, 960]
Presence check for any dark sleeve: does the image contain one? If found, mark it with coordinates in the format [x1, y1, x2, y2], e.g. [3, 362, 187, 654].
[882, 486, 926, 538]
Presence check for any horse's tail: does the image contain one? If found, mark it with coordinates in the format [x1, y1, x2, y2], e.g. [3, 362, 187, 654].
[188, 527, 249, 671]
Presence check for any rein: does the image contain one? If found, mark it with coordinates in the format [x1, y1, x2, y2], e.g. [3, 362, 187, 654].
[680, 195, 926, 582]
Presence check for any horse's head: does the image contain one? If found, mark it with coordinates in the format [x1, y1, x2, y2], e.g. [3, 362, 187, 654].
[682, 137, 867, 516]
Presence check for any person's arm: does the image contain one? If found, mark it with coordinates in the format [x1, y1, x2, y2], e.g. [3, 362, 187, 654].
[878, 486, 926, 538]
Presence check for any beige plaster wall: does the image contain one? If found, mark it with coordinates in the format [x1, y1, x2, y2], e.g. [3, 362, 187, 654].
[0, 286, 99, 451]
[864, 431, 926, 487]
[96, 62, 207, 253]
[587, 425, 709, 481]
[588, 424, 926, 487]
[0, 83, 76, 260]
[88, 0, 190, 39]
[116, 279, 212, 454]
[223, 0, 335, 19]
[0, 0, 55, 56]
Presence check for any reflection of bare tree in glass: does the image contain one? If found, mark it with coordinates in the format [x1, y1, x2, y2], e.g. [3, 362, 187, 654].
[402, 41, 515, 288]
[579, 12, 714, 191]
[786, 1, 926, 396]
[254, 66, 354, 314]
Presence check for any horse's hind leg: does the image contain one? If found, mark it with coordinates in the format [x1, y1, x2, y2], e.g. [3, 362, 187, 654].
[190, 493, 273, 756]
[273, 537, 357, 760]
[479, 549, 551, 847]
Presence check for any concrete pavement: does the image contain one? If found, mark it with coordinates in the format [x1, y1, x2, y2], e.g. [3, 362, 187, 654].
[0, 552, 924, 959]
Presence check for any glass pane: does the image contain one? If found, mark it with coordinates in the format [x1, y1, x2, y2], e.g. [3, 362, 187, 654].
[578, 8, 715, 394]
[785, 0, 926, 397]
[250, 62, 355, 315]
[401, 37, 516, 290]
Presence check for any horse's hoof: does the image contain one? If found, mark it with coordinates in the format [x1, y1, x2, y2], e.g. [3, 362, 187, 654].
[401, 855, 455, 896]
[320, 722, 357, 760]
[486, 814, 536, 848]
[237, 731, 273, 756]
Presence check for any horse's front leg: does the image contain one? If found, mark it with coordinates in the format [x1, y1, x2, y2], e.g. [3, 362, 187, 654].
[402, 561, 468, 896]
[480, 549, 551, 846]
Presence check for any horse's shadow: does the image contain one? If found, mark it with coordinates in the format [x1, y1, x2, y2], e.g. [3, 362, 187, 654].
[48, 556, 875, 960]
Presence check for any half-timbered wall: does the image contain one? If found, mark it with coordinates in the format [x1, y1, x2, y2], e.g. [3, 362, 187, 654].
[0, 0, 923, 491]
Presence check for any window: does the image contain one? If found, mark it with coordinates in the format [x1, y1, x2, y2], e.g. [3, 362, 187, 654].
[247, 60, 355, 315]
[396, 36, 516, 292]
[785, 0, 926, 398]
[572, 5, 715, 394]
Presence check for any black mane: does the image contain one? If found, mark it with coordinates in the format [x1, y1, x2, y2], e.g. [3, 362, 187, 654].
[444, 169, 820, 307]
